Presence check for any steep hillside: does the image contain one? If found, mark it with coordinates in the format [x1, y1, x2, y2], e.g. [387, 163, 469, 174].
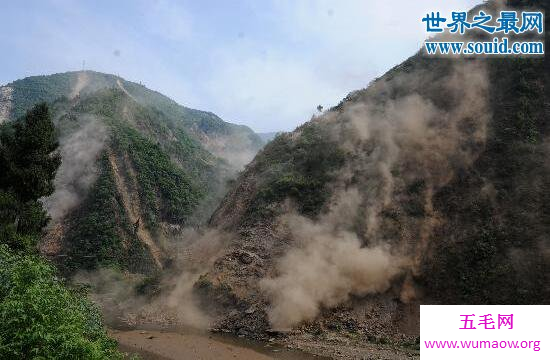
[197, 0, 548, 353]
[0, 71, 263, 275]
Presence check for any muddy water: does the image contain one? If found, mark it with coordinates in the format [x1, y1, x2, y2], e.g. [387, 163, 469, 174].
[111, 326, 328, 360]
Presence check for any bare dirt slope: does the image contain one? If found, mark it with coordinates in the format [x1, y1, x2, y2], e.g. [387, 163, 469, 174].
[107, 149, 164, 269]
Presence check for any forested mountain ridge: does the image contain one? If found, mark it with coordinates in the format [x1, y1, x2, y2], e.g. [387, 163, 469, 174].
[0, 70, 263, 165]
[0, 71, 264, 275]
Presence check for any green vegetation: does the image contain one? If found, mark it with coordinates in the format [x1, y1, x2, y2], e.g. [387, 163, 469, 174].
[0, 103, 60, 252]
[75, 87, 219, 188]
[64, 153, 126, 270]
[8, 75, 75, 120]
[490, 57, 544, 145]
[0, 104, 123, 358]
[120, 78, 264, 150]
[4, 72, 264, 267]
[63, 153, 155, 274]
[6, 70, 263, 152]
[246, 123, 346, 221]
[51, 88, 210, 272]
[0, 245, 123, 359]
[421, 55, 548, 304]
[113, 124, 204, 227]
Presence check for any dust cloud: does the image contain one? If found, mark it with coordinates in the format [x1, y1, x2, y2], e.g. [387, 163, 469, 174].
[260, 61, 490, 328]
[152, 228, 229, 328]
[43, 116, 107, 222]
[74, 228, 230, 330]
[0, 86, 13, 124]
[261, 189, 405, 329]
[71, 59, 490, 332]
[70, 71, 89, 98]
[202, 131, 260, 172]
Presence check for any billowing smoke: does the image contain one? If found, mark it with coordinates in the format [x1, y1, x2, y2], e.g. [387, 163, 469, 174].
[43, 116, 107, 222]
[260, 61, 490, 328]
[261, 189, 405, 329]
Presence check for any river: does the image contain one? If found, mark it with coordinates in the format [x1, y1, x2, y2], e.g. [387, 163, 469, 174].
[111, 326, 328, 360]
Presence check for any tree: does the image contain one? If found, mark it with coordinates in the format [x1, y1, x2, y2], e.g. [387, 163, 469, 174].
[0, 103, 60, 252]
[0, 103, 60, 202]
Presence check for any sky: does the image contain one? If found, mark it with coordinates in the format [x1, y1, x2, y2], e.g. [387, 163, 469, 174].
[0, 0, 480, 132]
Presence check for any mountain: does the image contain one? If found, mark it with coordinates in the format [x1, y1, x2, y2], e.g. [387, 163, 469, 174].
[257, 132, 281, 143]
[0, 71, 263, 167]
[194, 0, 549, 353]
[0, 71, 264, 274]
